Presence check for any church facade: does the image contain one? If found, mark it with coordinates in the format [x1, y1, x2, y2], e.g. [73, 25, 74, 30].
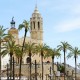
[1, 6, 58, 80]
[8, 6, 51, 64]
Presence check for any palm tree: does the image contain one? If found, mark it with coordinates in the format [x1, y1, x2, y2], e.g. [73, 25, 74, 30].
[14, 44, 23, 64]
[35, 44, 49, 80]
[0, 26, 7, 79]
[67, 47, 80, 80]
[44, 48, 61, 80]
[24, 42, 35, 80]
[2, 35, 16, 79]
[18, 20, 30, 79]
[57, 41, 71, 80]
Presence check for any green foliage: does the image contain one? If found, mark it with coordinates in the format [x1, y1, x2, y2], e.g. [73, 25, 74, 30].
[18, 20, 30, 32]
[2, 34, 16, 57]
[24, 42, 35, 56]
[0, 25, 7, 40]
[67, 47, 80, 59]
[35, 43, 50, 57]
[0, 26, 8, 56]
[47, 48, 60, 58]
[14, 44, 23, 58]
[58, 64, 65, 73]
[57, 41, 72, 52]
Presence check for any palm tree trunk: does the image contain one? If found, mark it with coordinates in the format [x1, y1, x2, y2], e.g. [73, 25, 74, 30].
[10, 54, 12, 80]
[29, 52, 31, 80]
[52, 56, 54, 80]
[35, 60, 37, 80]
[19, 57, 22, 80]
[18, 57, 19, 64]
[50, 66, 51, 80]
[0, 53, 1, 80]
[7, 63, 9, 80]
[0, 41, 1, 80]
[13, 57, 15, 80]
[22, 29, 26, 49]
[64, 50, 66, 80]
[41, 52, 43, 80]
[19, 29, 27, 80]
[75, 54, 77, 80]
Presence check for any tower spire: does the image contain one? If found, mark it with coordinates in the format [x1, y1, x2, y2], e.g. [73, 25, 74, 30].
[35, 0, 38, 10]
[36, 0, 37, 8]
[34, 0, 39, 13]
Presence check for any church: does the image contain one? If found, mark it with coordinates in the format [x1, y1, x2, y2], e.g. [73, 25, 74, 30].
[8, 5, 51, 64]
[4, 5, 54, 78]
[1, 5, 57, 79]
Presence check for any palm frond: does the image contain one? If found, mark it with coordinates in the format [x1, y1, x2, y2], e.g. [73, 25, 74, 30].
[18, 24, 25, 31]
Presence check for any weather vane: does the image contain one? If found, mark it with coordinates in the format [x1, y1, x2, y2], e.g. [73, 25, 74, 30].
[12, 17, 14, 21]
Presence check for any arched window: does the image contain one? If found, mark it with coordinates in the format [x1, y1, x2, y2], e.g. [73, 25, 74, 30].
[31, 22, 32, 30]
[38, 22, 40, 30]
[33, 21, 35, 29]
[26, 57, 31, 63]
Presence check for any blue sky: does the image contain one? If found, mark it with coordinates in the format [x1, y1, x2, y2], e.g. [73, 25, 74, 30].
[0, 0, 80, 67]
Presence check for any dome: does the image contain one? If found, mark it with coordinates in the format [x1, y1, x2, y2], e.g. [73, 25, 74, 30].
[34, 6, 39, 13]
[10, 17, 15, 24]
[10, 17, 16, 29]
[32, 6, 42, 18]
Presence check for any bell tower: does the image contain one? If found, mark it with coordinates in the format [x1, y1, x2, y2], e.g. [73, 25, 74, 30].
[8, 17, 18, 44]
[30, 6, 43, 40]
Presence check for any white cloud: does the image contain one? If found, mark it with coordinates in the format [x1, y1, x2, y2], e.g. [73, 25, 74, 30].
[40, 0, 80, 33]
[55, 18, 80, 32]
[51, 0, 80, 15]
[72, 4, 80, 14]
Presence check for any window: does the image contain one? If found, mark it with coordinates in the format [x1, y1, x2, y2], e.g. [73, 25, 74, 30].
[33, 17, 35, 19]
[33, 22, 35, 29]
[31, 22, 32, 30]
[38, 22, 40, 30]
